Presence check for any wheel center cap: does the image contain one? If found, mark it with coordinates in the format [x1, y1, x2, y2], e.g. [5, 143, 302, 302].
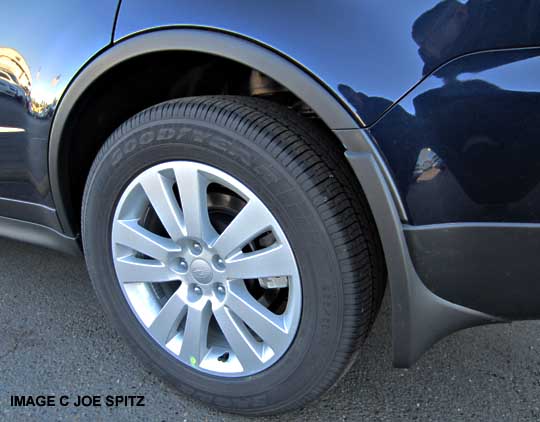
[191, 259, 213, 284]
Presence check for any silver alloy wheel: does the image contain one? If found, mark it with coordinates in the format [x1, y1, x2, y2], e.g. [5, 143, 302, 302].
[111, 161, 302, 377]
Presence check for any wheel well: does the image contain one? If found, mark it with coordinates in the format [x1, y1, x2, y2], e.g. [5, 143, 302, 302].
[58, 50, 341, 236]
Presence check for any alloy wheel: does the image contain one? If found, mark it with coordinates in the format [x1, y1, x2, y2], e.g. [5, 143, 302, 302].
[111, 161, 302, 377]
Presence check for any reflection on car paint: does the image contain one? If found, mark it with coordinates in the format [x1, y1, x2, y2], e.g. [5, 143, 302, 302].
[339, 1, 540, 225]
[0, 0, 117, 206]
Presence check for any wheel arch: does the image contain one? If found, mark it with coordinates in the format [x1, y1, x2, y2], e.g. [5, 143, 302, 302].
[48, 27, 483, 368]
[49, 28, 402, 237]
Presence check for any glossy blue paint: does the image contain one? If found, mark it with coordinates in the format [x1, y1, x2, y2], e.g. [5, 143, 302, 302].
[370, 48, 540, 224]
[115, 0, 540, 127]
[0, 0, 118, 209]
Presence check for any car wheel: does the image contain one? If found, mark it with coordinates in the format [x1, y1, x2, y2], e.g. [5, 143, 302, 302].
[82, 96, 385, 415]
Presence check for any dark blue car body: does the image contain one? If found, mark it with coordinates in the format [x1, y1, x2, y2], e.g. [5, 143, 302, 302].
[2, 0, 540, 365]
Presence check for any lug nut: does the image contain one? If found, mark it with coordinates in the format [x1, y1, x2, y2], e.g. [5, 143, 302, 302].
[177, 258, 188, 273]
[213, 255, 225, 270]
[191, 242, 203, 255]
[216, 284, 226, 296]
[193, 285, 202, 295]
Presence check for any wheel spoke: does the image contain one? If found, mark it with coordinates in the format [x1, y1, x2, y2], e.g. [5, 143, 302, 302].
[140, 170, 185, 241]
[115, 256, 177, 283]
[212, 199, 274, 259]
[174, 166, 218, 244]
[113, 219, 181, 261]
[226, 244, 296, 280]
[179, 301, 212, 366]
[214, 305, 264, 373]
[148, 287, 188, 343]
[226, 281, 289, 351]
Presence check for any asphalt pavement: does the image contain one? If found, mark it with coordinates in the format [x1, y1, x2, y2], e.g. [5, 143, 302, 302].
[0, 237, 539, 421]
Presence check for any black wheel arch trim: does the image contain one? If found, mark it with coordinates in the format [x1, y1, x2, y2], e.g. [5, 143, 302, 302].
[48, 27, 407, 238]
[345, 152, 506, 367]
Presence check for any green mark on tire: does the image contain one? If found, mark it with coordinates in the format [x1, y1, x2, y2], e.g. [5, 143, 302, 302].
[190, 356, 197, 367]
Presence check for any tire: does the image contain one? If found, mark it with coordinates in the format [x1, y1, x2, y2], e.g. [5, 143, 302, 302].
[82, 96, 385, 415]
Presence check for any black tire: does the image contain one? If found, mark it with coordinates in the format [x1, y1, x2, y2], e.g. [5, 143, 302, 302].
[82, 96, 385, 415]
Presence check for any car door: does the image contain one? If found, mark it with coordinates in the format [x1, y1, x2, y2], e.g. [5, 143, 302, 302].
[0, 0, 118, 230]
